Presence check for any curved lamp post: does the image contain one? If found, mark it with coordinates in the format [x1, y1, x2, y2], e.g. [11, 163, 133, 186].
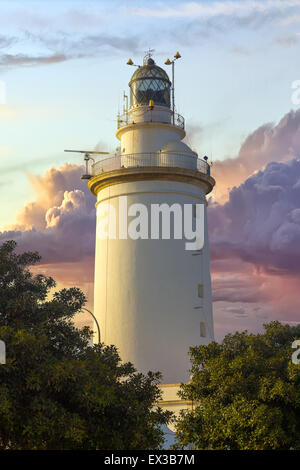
[81, 307, 101, 344]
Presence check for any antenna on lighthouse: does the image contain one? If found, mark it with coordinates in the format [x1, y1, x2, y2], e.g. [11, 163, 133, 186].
[164, 52, 182, 125]
[123, 91, 128, 115]
[64, 149, 109, 180]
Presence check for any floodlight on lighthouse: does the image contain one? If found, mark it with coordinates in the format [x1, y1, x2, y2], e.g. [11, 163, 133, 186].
[64, 149, 109, 180]
[126, 58, 139, 67]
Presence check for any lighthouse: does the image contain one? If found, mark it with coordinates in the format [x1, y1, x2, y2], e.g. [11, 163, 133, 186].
[87, 53, 215, 389]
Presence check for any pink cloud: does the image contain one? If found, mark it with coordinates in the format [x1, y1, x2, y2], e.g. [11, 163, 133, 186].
[1, 163, 96, 264]
[211, 108, 300, 202]
[212, 260, 300, 341]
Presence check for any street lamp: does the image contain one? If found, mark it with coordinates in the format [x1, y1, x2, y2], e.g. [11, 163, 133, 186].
[80, 307, 101, 344]
[165, 52, 181, 125]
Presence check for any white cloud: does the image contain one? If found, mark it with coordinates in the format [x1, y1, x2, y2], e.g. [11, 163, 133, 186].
[127, 0, 300, 19]
[282, 14, 300, 24]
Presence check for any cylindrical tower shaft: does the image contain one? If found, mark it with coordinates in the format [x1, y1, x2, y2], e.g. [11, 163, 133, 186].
[88, 56, 215, 384]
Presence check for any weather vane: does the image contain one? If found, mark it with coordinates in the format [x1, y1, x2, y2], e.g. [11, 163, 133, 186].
[143, 48, 155, 64]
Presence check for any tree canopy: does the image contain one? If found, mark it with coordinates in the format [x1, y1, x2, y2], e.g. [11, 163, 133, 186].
[175, 322, 300, 450]
[0, 240, 170, 450]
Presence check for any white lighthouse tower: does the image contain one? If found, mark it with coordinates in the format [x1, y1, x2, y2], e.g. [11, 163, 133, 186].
[87, 54, 215, 392]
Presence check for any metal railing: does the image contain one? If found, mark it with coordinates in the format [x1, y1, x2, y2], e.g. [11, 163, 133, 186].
[92, 152, 210, 176]
[117, 111, 185, 130]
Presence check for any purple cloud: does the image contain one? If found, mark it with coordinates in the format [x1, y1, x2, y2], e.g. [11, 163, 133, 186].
[209, 158, 300, 274]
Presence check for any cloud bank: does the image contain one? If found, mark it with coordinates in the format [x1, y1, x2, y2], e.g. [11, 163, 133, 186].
[209, 158, 300, 275]
[1, 1, 300, 69]
[0, 32, 142, 69]
[211, 109, 300, 202]
[128, 0, 300, 19]
[1, 164, 95, 264]
[209, 155, 300, 338]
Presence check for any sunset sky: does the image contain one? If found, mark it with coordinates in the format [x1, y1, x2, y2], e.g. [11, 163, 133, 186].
[1, 0, 300, 340]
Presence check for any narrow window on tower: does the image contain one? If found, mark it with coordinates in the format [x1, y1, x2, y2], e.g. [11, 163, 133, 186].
[198, 283, 204, 298]
[200, 322, 206, 338]
[193, 204, 197, 218]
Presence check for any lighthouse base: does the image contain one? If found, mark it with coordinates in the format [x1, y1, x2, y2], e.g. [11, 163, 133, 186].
[158, 384, 194, 427]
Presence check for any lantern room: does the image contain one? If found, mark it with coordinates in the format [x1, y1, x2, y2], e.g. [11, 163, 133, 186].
[129, 58, 171, 109]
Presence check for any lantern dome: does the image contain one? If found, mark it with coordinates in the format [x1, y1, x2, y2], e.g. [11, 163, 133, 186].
[129, 58, 171, 108]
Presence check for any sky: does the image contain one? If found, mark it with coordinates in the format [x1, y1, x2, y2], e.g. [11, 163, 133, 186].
[0, 0, 300, 340]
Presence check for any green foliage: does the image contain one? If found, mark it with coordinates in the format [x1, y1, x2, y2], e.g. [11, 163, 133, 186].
[0, 241, 170, 449]
[175, 322, 300, 450]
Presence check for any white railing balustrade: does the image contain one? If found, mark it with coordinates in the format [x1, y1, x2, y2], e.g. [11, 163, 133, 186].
[92, 152, 210, 176]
